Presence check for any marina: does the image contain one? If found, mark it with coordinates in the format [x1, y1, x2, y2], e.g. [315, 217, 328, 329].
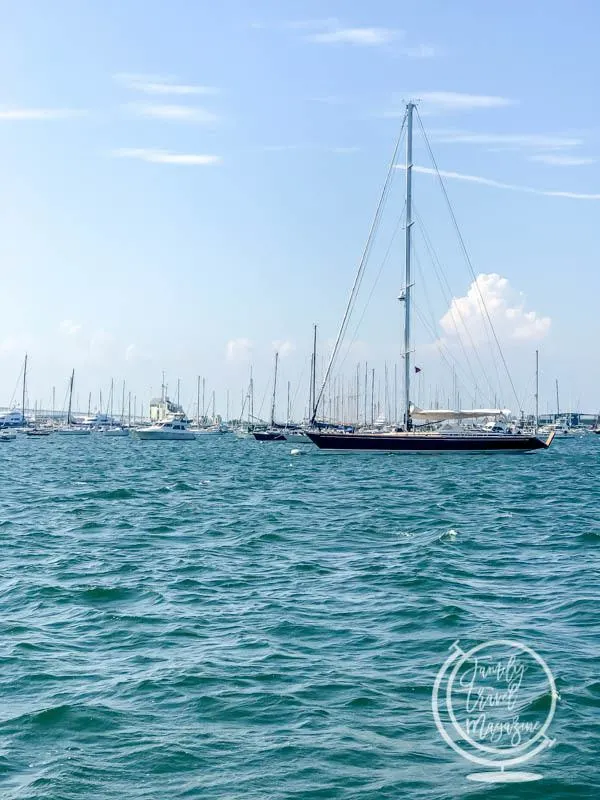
[2, 3, 600, 798]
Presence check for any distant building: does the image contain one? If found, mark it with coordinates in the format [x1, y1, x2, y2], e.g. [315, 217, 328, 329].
[149, 395, 185, 422]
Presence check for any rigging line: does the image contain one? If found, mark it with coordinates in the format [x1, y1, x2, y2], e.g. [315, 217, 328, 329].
[414, 205, 499, 407]
[414, 110, 505, 401]
[412, 247, 480, 406]
[415, 108, 522, 412]
[312, 112, 408, 421]
[337, 200, 407, 376]
[412, 237, 441, 347]
[412, 304, 479, 407]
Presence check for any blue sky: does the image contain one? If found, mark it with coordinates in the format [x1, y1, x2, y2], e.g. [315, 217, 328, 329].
[1, 0, 599, 418]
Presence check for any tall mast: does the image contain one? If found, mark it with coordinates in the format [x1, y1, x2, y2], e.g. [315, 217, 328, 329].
[535, 351, 539, 434]
[67, 369, 74, 425]
[250, 367, 254, 425]
[109, 379, 114, 421]
[121, 381, 126, 424]
[356, 363, 360, 425]
[21, 353, 28, 423]
[403, 102, 415, 430]
[196, 376, 201, 424]
[555, 378, 560, 419]
[202, 378, 206, 419]
[287, 380, 291, 425]
[270, 351, 279, 426]
[310, 323, 317, 421]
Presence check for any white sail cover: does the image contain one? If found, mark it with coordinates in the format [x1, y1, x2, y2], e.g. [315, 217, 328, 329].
[410, 406, 510, 422]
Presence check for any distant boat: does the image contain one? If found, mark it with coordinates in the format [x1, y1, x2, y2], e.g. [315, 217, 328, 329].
[307, 103, 553, 454]
[135, 414, 195, 441]
[102, 427, 129, 437]
[0, 431, 16, 441]
[58, 369, 92, 436]
[25, 428, 52, 437]
[193, 424, 227, 437]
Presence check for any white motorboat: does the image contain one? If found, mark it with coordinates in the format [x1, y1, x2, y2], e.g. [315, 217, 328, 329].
[0, 430, 16, 441]
[135, 415, 195, 441]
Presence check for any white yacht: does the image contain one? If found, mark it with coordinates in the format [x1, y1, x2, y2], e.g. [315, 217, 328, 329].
[135, 415, 195, 441]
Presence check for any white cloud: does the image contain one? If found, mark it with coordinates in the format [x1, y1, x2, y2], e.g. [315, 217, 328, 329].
[126, 104, 220, 124]
[429, 130, 582, 150]
[112, 148, 222, 166]
[529, 153, 595, 166]
[115, 73, 219, 95]
[226, 338, 253, 362]
[272, 340, 295, 358]
[59, 319, 82, 336]
[0, 108, 85, 121]
[309, 27, 401, 46]
[440, 274, 551, 345]
[398, 164, 600, 200]
[415, 92, 515, 110]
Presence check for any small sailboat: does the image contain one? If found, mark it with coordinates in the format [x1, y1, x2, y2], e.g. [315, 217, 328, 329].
[307, 103, 553, 453]
[102, 380, 129, 436]
[57, 370, 91, 435]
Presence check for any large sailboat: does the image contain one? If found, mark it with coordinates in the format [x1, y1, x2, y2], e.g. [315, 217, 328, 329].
[307, 103, 553, 453]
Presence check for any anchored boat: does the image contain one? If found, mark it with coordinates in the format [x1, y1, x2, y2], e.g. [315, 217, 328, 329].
[307, 103, 553, 454]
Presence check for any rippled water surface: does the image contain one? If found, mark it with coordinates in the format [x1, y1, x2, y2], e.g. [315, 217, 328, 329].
[1, 434, 599, 799]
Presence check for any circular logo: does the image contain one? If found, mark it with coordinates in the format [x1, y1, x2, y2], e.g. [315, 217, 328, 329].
[432, 639, 558, 783]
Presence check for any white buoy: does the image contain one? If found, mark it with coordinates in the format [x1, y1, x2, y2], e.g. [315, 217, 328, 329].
[290, 448, 301, 456]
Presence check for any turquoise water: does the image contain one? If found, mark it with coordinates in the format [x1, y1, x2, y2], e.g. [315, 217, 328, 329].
[1, 434, 599, 799]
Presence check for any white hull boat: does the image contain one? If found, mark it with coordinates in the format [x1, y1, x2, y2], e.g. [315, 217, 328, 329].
[102, 427, 130, 437]
[58, 426, 92, 436]
[135, 416, 195, 441]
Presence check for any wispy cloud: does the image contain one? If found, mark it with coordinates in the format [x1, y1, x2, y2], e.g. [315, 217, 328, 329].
[284, 18, 340, 30]
[331, 146, 361, 154]
[429, 130, 583, 150]
[113, 148, 222, 166]
[399, 164, 600, 200]
[59, 319, 82, 336]
[115, 73, 219, 96]
[402, 45, 437, 59]
[126, 103, 220, 124]
[308, 26, 402, 46]
[261, 143, 360, 155]
[226, 338, 253, 362]
[273, 339, 295, 357]
[0, 107, 85, 121]
[416, 91, 515, 110]
[529, 153, 595, 166]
